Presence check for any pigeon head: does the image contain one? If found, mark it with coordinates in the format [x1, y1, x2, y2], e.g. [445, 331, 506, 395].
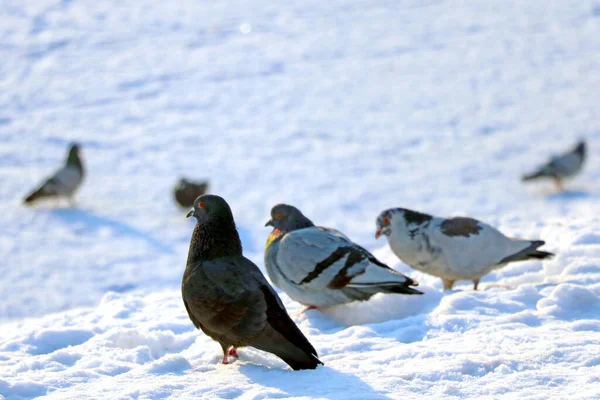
[375, 210, 394, 239]
[265, 204, 314, 232]
[574, 140, 586, 157]
[66, 143, 84, 170]
[187, 194, 234, 224]
[375, 208, 433, 239]
[186, 194, 242, 261]
[67, 143, 80, 159]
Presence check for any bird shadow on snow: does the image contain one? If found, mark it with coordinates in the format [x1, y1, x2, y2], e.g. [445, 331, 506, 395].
[45, 208, 174, 254]
[238, 364, 392, 400]
[545, 189, 593, 201]
[307, 286, 442, 330]
[287, 286, 444, 347]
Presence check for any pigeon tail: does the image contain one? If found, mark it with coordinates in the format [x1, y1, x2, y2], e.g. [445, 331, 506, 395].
[249, 323, 324, 370]
[499, 240, 554, 264]
[280, 354, 323, 371]
[23, 186, 50, 204]
[250, 285, 323, 370]
[527, 250, 554, 260]
[522, 170, 548, 181]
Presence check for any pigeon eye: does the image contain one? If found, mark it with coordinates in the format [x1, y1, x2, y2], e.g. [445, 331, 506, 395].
[275, 213, 283, 220]
[199, 202, 205, 209]
[383, 217, 390, 224]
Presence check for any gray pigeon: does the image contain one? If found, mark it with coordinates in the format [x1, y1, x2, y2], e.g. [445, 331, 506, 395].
[522, 140, 586, 191]
[173, 178, 209, 208]
[182, 195, 322, 370]
[264, 204, 422, 310]
[375, 208, 554, 290]
[24, 143, 85, 205]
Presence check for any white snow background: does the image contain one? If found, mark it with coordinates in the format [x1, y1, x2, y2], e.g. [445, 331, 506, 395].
[1, 0, 600, 398]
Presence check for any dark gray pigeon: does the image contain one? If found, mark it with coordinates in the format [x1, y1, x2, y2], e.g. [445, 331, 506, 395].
[24, 143, 85, 205]
[376, 207, 554, 290]
[264, 204, 422, 310]
[182, 195, 322, 370]
[522, 140, 586, 191]
[173, 178, 209, 208]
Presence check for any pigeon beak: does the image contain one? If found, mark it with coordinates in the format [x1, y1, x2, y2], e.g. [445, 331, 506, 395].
[186, 209, 195, 218]
[375, 230, 381, 239]
[265, 219, 273, 227]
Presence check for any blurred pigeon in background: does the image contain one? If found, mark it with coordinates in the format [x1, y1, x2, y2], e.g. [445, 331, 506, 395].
[23, 143, 85, 205]
[376, 208, 554, 290]
[173, 178, 209, 208]
[265, 204, 422, 310]
[182, 195, 322, 370]
[522, 140, 586, 191]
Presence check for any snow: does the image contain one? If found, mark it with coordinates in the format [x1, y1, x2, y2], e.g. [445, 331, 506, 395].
[1, 0, 599, 398]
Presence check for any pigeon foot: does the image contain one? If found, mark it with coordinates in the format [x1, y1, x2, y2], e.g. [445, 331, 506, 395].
[221, 353, 229, 364]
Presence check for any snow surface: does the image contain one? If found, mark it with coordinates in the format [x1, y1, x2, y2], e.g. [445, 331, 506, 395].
[1, 0, 599, 398]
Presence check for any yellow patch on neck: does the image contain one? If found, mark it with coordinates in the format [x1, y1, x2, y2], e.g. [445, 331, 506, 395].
[266, 229, 285, 249]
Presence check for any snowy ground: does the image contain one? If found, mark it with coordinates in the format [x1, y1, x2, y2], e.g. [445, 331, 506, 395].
[1, 0, 600, 398]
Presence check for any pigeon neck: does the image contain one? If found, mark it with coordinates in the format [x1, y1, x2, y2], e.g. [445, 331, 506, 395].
[285, 215, 315, 232]
[266, 228, 285, 249]
[187, 218, 243, 262]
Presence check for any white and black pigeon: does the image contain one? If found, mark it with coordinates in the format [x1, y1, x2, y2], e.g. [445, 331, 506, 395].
[375, 208, 554, 291]
[183, 195, 322, 370]
[23, 143, 85, 205]
[264, 204, 422, 310]
[522, 140, 586, 191]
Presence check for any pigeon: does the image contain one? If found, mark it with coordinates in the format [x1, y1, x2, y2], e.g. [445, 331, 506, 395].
[23, 143, 85, 205]
[264, 204, 422, 310]
[173, 178, 209, 208]
[522, 140, 586, 191]
[375, 208, 554, 290]
[182, 195, 322, 370]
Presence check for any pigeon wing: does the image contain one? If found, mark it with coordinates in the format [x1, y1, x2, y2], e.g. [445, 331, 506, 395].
[182, 257, 268, 342]
[43, 165, 82, 196]
[427, 218, 533, 273]
[275, 227, 392, 290]
[244, 260, 321, 367]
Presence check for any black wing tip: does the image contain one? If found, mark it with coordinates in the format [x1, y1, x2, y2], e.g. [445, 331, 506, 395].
[23, 188, 45, 204]
[311, 353, 324, 366]
[522, 172, 542, 182]
[389, 276, 423, 295]
[350, 282, 424, 295]
[530, 241, 554, 259]
[285, 355, 324, 370]
[530, 250, 555, 260]
[407, 276, 419, 286]
[400, 275, 421, 291]
[389, 286, 424, 295]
